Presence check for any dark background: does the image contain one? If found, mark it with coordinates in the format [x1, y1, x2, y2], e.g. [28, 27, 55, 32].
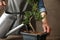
[44, 0, 60, 40]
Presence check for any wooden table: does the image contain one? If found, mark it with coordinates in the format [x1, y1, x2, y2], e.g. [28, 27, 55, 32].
[0, 35, 23, 40]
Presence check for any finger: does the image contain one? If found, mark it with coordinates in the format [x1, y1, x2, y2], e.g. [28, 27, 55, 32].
[47, 26, 50, 33]
[42, 25, 47, 32]
[3, 1, 6, 5]
[0, 1, 2, 6]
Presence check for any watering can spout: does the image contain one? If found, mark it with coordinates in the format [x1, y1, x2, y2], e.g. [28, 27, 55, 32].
[6, 24, 24, 36]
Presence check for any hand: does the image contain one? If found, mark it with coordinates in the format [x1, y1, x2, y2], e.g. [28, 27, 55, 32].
[0, 1, 6, 9]
[41, 12, 51, 33]
[0, 1, 6, 6]
[42, 22, 51, 33]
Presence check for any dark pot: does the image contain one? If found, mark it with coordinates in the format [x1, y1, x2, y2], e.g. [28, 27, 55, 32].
[21, 32, 48, 40]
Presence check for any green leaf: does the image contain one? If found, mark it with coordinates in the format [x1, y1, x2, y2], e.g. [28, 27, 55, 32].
[22, 0, 43, 24]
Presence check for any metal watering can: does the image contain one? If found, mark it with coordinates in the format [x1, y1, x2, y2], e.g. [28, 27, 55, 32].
[0, 0, 29, 38]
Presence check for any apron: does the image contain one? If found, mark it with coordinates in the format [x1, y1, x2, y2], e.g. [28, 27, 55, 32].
[6, 0, 28, 13]
[0, 0, 29, 38]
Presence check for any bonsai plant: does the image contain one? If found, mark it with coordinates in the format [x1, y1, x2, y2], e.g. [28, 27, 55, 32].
[22, 0, 43, 32]
[21, 0, 48, 40]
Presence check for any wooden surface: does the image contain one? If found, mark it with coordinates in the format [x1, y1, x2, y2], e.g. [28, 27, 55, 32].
[0, 35, 23, 40]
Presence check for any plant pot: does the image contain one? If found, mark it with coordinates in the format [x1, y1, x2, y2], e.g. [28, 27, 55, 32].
[21, 32, 48, 40]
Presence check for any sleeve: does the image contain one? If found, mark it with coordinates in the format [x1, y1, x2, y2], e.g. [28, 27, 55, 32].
[38, 0, 46, 13]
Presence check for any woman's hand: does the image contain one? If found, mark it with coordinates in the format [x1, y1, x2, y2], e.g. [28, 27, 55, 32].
[0, 0, 6, 9]
[0, 1, 6, 6]
[41, 12, 51, 33]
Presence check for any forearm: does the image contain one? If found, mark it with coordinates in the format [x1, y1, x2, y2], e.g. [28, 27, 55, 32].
[41, 12, 48, 24]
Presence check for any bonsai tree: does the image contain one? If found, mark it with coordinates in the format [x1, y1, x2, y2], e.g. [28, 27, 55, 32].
[22, 0, 43, 32]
